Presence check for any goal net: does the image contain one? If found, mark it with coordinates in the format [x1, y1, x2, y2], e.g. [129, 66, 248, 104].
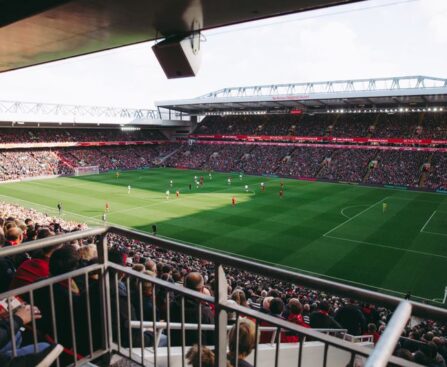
[74, 166, 100, 176]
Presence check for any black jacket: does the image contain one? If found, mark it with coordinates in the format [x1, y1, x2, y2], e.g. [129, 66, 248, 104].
[0, 257, 16, 293]
[109, 275, 152, 348]
[335, 304, 366, 336]
[309, 311, 342, 330]
[170, 295, 214, 346]
[0, 316, 23, 350]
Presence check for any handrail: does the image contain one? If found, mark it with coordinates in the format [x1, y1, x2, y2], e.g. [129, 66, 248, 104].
[129, 321, 347, 336]
[109, 226, 447, 322]
[0, 226, 443, 367]
[0, 227, 107, 257]
[365, 301, 413, 367]
[1, 226, 446, 322]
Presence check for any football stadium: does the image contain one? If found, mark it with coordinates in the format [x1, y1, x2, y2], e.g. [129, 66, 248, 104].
[0, 1, 446, 367]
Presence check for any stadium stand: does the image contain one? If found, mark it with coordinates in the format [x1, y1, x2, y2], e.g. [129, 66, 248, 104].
[192, 112, 447, 140]
[0, 114, 446, 190]
[0, 111, 446, 366]
[0, 202, 446, 367]
[0, 128, 165, 143]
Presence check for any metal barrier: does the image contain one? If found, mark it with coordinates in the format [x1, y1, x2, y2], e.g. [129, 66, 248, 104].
[0, 226, 445, 367]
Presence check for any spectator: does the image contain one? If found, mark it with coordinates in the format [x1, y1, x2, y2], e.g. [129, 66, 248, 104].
[0, 304, 50, 362]
[171, 272, 214, 346]
[310, 301, 342, 330]
[9, 241, 60, 290]
[228, 318, 256, 367]
[281, 299, 310, 343]
[335, 299, 366, 336]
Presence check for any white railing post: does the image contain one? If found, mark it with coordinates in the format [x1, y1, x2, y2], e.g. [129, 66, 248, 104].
[214, 264, 228, 367]
[365, 301, 412, 367]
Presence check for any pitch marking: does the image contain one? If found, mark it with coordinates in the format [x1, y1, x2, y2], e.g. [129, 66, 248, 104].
[323, 197, 389, 237]
[324, 234, 447, 260]
[420, 210, 437, 233]
[340, 205, 369, 219]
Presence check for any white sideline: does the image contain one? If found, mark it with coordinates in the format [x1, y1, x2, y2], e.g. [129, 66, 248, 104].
[420, 210, 437, 233]
[323, 197, 388, 237]
[324, 234, 447, 260]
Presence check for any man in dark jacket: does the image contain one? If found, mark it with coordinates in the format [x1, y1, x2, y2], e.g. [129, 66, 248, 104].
[0, 230, 16, 293]
[310, 301, 342, 330]
[335, 299, 366, 336]
[171, 272, 214, 346]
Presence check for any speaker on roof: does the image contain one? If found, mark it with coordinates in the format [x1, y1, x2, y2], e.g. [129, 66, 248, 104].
[152, 31, 201, 79]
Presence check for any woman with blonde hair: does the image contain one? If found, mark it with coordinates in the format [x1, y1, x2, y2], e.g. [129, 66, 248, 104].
[228, 318, 256, 367]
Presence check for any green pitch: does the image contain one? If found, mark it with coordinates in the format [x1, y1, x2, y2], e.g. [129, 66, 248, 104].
[0, 168, 446, 304]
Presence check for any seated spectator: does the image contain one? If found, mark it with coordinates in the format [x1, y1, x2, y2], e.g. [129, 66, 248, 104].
[9, 241, 60, 290]
[0, 304, 51, 364]
[364, 323, 380, 344]
[34, 245, 91, 362]
[186, 344, 222, 367]
[171, 272, 214, 346]
[108, 248, 156, 349]
[0, 230, 16, 293]
[281, 299, 310, 343]
[231, 289, 248, 308]
[395, 348, 414, 362]
[259, 297, 284, 343]
[228, 318, 256, 367]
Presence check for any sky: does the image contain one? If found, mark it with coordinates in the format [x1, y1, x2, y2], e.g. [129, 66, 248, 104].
[0, 0, 446, 109]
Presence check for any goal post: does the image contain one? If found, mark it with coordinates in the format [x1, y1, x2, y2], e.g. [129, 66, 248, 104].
[74, 166, 100, 176]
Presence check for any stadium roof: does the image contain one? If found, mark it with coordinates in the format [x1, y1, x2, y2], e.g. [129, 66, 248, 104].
[0, 0, 362, 73]
[0, 100, 190, 127]
[156, 76, 447, 114]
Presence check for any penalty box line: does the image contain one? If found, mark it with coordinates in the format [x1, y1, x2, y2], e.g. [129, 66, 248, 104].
[420, 210, 447, 237]
[323, 196, 389, 237]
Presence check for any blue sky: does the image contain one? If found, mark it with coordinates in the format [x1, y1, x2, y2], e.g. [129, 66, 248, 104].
[0, 0, 446, 109]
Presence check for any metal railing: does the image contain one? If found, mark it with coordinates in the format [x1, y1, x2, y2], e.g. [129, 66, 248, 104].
[0, 226, 445, 367]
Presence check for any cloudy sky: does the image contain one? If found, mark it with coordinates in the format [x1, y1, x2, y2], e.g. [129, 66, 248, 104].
[0, 0, 446, 109]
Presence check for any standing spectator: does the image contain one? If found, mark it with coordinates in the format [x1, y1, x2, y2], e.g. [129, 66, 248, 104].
[310, 301, 342, 330]
[335, 299, 366, 336]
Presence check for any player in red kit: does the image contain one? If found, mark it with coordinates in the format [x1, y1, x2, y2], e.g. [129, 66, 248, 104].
[279, 189, 284, 199]
[105, 202, 110, 212]
[232, 196, 236, 206]
[176, 190, 180, 198]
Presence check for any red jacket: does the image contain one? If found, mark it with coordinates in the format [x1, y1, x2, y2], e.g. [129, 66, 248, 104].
[9, 258, 49, 289]
[281, 313, 310, 343]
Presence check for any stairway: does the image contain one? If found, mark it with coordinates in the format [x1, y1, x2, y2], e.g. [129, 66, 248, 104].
[363, 151, 380, 181]
[316, 150, 336, 177]
[418, 153, 434, 188]
[367, 113, 381, 137]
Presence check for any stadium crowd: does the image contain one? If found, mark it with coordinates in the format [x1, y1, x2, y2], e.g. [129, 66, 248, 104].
[0, 150, 72, 181]
[194, 113, 447, 139]
[0, 128, 165, 144]
[0, 202, 446, 366]
[0, 143, 445, 190]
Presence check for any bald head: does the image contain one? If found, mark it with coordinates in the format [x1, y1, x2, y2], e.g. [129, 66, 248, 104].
[184, 272, 204, 292]
[145, 259, 157, 273]
[6, 227, 23, 244]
